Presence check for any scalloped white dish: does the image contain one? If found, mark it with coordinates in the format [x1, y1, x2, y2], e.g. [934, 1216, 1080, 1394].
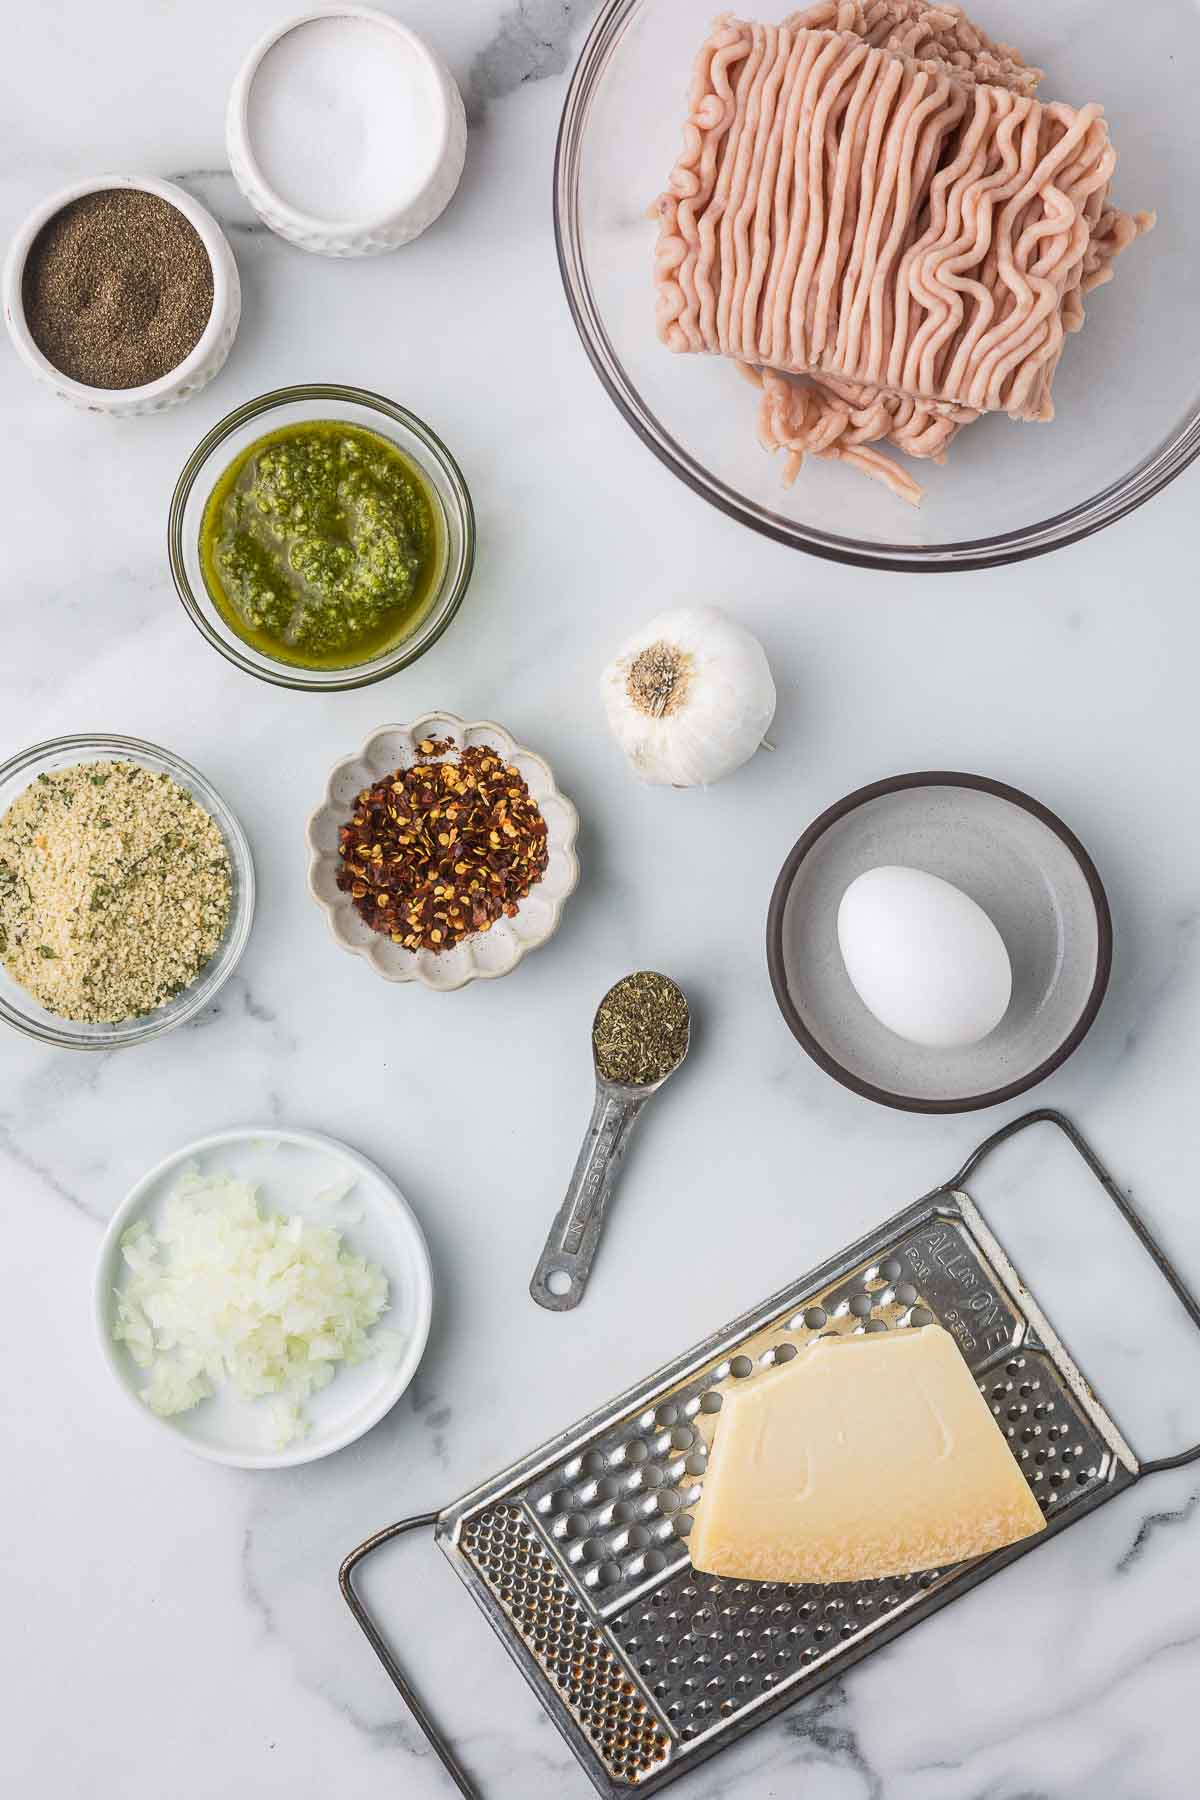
[307, 714, 580, 991]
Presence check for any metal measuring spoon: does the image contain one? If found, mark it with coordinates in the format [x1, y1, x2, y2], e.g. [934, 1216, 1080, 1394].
[530, 973, 690, 1312]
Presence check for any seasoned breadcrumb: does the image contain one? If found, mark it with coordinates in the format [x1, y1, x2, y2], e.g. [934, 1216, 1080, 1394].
[0, 760, 231, 1023]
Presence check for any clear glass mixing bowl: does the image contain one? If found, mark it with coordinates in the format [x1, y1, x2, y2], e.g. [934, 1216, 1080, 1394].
[0, 735, 255, 1050]
[554, 0, 1200, 571]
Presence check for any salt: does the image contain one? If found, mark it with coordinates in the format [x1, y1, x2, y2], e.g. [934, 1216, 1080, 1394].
[245, 15, 444, 224]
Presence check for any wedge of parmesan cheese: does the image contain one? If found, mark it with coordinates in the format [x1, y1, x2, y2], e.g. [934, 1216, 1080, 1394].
[689, 1325, 1044, 1584]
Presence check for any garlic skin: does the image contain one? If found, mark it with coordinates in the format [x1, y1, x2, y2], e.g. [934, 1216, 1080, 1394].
[601, 605, 776, 787]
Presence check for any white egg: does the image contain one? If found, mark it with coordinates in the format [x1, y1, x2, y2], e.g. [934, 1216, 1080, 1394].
[837, 866, 1013, 1050]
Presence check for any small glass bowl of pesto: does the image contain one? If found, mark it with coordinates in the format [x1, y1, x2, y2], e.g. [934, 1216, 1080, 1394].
[169, 384, 475, 690]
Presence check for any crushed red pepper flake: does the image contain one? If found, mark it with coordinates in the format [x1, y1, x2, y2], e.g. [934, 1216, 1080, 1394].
[335, 738, 550, 954]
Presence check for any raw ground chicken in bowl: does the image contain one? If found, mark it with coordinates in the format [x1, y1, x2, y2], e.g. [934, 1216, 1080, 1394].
[554, 0, 1200, 568]
[650, 0, 1154, 502]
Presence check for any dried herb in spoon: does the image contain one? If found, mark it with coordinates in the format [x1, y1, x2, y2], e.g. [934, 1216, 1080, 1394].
[592, 971, 689, 1086]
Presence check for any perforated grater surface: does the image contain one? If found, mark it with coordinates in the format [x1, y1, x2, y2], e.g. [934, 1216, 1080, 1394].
[341, 1112, 1200, 1800]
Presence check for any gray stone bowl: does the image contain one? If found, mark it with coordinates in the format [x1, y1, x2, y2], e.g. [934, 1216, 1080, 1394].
[767, 773, 1112, 1113]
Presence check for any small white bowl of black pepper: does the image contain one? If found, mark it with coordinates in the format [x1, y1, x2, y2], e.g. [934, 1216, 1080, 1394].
[2, 174, 240, 416]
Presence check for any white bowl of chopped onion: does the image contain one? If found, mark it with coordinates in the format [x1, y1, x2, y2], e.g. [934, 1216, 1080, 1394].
[94, 1126, 433, 1468]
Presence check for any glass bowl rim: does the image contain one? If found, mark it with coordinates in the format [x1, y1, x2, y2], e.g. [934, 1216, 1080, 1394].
[552, 0, 1200, 574]
[0, 731, 256, 1050]
[168, 382, 476, 690]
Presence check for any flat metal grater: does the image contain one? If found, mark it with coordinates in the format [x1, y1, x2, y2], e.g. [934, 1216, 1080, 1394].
[340, 1111, 1200, 1799]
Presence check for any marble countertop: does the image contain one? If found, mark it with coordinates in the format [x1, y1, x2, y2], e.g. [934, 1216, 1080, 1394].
[3, 3, 1199, 1797]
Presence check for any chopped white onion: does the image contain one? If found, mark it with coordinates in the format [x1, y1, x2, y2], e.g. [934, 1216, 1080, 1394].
[111, 1169, 396, 1447]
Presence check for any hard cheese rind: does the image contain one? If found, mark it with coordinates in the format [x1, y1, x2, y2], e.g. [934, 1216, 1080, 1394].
[689, 1325, 1045, 1583]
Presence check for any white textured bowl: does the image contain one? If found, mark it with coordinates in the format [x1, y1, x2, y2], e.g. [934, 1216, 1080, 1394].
[227, 5, 467, 257]
[2, 175, 240, 416]
[94, 1126, 434, 1470]
[307, 714, 580, 991]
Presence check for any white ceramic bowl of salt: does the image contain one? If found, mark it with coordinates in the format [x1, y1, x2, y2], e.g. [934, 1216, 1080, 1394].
[227, 5, 467, 256]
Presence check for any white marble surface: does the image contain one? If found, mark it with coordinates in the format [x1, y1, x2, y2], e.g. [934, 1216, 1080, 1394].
[3, 3, 1200, 1797]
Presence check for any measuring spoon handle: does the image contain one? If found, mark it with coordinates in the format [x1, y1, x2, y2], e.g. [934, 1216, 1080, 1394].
[530, 1085, 649, 1311]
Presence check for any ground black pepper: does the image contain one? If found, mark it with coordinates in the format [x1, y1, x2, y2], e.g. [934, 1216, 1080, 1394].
[593, 972, 690, 1086]
[21, 189, 214, 390]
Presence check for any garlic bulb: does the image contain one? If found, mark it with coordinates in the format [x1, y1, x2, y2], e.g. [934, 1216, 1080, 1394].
[601, 605, 776, 787]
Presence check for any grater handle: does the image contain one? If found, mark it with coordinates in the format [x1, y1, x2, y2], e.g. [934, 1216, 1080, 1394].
[948, 1108, 1200, 1477]
[530, 1082, 651, 1310]
[340, 1511, 479, 1800]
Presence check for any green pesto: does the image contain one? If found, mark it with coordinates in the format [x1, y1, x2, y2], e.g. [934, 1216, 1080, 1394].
[199, 421, 442, 670]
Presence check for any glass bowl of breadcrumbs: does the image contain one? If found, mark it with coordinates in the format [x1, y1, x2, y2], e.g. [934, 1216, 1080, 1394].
[0, 734, 254, 1049]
